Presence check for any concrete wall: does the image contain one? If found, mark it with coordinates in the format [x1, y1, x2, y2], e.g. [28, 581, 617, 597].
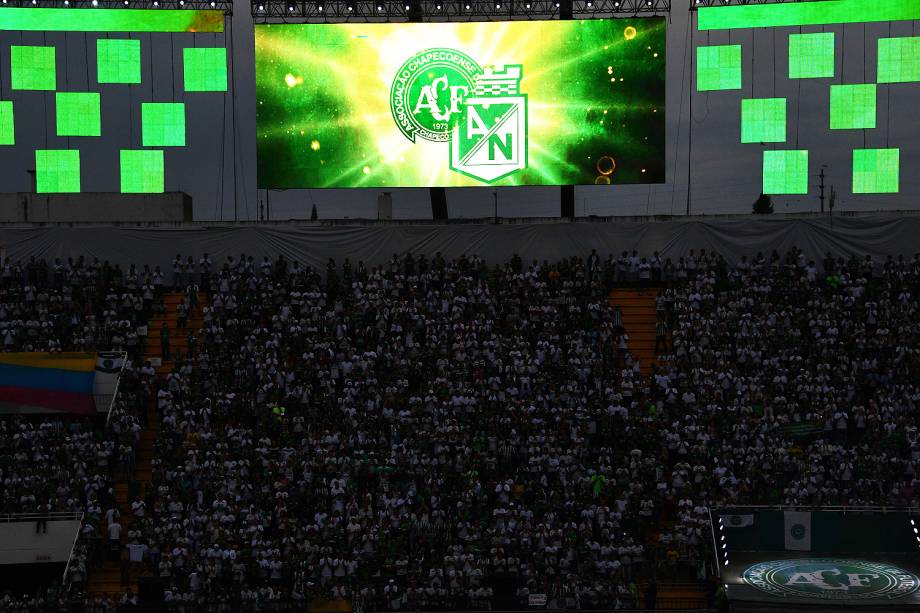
[0, 519, 81, 565]
[0, 193, 193, 223]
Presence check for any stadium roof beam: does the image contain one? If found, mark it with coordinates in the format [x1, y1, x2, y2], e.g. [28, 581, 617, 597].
[251, 0, 670, 21]
[0, 0, 232, 13]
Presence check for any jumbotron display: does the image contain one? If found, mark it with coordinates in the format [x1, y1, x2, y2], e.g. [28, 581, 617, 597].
[255, 19, 666, 188]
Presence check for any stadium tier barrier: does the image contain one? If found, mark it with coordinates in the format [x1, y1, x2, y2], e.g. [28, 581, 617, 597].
[0, 212, 919, 273]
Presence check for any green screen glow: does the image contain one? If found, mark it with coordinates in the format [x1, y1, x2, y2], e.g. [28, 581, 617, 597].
[56, 92, 101, 137]
[741, 98, 786, 143]
[877, 37, 920, 84]
[699, 0, 920, 31]
[697, 45, 741, 91]
[183, 47, 227, 92]
[35, 150, 80, 193]
[142, 103, 185, 147]
[0, 101, 13, 146]
[0, 8, 223, 32]
[97, 39, 141, 84]
[789, 32, 834, 79]
[11, 45, 56, 91]
[830, 84, 876, 129]
[120, 149, 164, 193]
[255, 20, 667, 188]
[763, 150, 808, 195]
[853, 148, 899, 193]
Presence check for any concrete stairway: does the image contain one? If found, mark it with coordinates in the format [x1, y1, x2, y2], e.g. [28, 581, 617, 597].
[608, 288, 661, 376]
[85, 413, 153, 596]
[143, 291, 206, 376]
[85, 290, 206, 598]
[655, 583, 709, 609]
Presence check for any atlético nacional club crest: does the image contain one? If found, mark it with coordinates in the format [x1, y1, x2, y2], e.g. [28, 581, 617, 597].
[389, 48, 528, 184]
[742, 558, 920, 601]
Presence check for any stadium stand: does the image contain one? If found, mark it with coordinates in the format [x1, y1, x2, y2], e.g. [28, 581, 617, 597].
[1, 246, 919, 611]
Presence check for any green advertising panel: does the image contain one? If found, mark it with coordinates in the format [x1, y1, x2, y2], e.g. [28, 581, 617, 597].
[142, 103, 185, 147]
[877, 37, 920, 84]
[36, 149, 80, 193]
[763, 150, 808, 195]
[0, 102, 13, 146]
[789, 32, 835, 79]
[120, 149, 164, 193]
[56, 92, 101, 137]
[829, 84, 876, 130]
[698, 0, 920, 31]
[255, 20, 667, 188]
[853, 148, 899, 194]
[741, 98, 786, 143]
[183, 47, 228, 92]
[97, 39, 141, 84]
[0, 8, 223, 32]
[11, 45, 56, 91]
[697, 44, 742, 91]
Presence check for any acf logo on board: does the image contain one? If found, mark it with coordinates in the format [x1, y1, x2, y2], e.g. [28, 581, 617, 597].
[389, 48, 528, 184]
[742, 559, 920, 601]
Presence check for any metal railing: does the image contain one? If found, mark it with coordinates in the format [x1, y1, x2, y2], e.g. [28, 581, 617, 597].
[66, 600, 712, 613]
[61, 512, 86, 590]
[717, 505, 920, 514]
[0, 511, 82, 523]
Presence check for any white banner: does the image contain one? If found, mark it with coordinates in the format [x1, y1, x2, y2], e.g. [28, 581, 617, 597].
[721, 514, 754, 528]
[528, 594, 546, 607]
[94, 351, 126, 415]
[784, 511, 812, 551]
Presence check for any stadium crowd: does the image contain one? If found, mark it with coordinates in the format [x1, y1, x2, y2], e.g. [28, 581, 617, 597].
[2, 247, 920, 611]
[0, 256, 157, 610]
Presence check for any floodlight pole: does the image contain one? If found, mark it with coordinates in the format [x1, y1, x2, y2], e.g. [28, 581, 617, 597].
[819, 166, 826, 213]
[687, 5, 693, 216]
[559, 0, 576, 219]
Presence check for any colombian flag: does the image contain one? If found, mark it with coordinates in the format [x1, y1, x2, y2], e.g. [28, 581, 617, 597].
[0, 353, 96, 415]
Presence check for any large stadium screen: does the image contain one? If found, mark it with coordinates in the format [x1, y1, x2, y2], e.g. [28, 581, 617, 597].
[255, 19, 666, 188]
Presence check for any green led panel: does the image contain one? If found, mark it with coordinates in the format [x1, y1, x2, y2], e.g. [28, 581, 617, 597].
[699, 0, 920, 31]
[183, 47, 227, 92]
[56, 93, 101, 137]
[0, 8, 223, 32]
[0, 102, 13, 146]
[11, 45, 56, 91]
[141, 103, 185, 147]
[763, 150, 808, 195]
[697, 45, 741, 91]
[853, 148, 899, 194]
[35, 150, 80, 193]
[97, 39, 141, 84]
[878, 37, 920, 84]
[741, 98, 786, 143]
[830, 84, 876, 130]
[789, 32, 834, 79]
[120, 149, 164, 193]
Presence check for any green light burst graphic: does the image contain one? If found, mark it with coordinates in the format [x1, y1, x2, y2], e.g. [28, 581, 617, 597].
[255, 19, 666, 188]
